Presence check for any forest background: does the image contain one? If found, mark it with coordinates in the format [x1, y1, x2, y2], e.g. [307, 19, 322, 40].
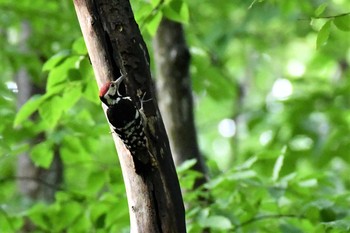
[0, 0, 350, 232]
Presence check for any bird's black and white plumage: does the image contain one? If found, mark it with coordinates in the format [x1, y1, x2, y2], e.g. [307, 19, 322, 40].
[99, 76, 150, 173]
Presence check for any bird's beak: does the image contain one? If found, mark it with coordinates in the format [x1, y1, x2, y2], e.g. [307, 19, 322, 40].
[112, 74, 126, 96]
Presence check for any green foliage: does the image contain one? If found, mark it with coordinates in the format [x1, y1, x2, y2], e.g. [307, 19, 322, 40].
[179, 0, 350, 232]
[30, 141, 54, 168]
[0, 0, 130, 231]
[316, 20, 331, 49]
[162, 0, 189, 24]
[178, 156, 350, 233]
[333, 14, 350, 31]
[0, 0, 350, 232]
[133, 0, 189, 36]
[314, 3, 328, 17]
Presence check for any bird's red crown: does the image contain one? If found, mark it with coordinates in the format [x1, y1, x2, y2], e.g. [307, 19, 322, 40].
[99, 81, 111, 97]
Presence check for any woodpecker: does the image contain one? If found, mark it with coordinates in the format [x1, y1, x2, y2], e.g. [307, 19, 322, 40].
[99, 75, 150, 173]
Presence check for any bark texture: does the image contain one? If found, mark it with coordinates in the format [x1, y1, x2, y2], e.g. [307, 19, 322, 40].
[73, 1, 186, 232]
[154, 18, 207, 186]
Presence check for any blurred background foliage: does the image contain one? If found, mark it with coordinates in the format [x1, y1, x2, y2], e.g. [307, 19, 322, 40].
[0, 0, 350, 232]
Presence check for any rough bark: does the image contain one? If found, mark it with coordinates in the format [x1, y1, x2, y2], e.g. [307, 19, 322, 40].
[153, 18, 207, 187]
[73, 1, 186, 232]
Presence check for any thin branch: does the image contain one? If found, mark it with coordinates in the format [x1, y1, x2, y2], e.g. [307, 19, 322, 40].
[313, 12, 350, 19]
[298, 12, 350, 21]
[0, 176, 61, 191]
[0, 176, 101, 202]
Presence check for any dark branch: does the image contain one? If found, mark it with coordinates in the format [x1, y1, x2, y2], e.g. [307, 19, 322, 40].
[298, 11, 350, 20]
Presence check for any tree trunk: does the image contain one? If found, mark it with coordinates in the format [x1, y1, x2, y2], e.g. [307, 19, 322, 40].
[153, 18, 207, 187]
[73, 1, 186, 232]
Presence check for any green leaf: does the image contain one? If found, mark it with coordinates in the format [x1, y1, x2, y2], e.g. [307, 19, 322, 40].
[67, 69, 82, 82]
[235, 156, 258, 170]
[268, 186, 286, 200]
[30, 142, 54, 168]
[72, 37, 87, 54]
[272, 146, 286, 181]
[0, 213, 22, 232]
[86, 170, 106, 194]
[46, 56, 82, 92]
[228, 170, 257, 180]
[89, 202, 109, 228]
[205, 176, 226, 189]
[150, 0, 161, 7]
[60, 136, 90, 164]
[61, 81, 82, 111]
[179, 2, 189, 24]
[322, 219, 350, 231]
[46, 66, 68, 91]
[14, 95, 44, 126]
[42, 50, 71, 72]
[163, 1, 189, 24]
[333, 14, 350, 31]
[201, 215, 232, 230]
[68, 214, 90, 232]
[38, 96, 64, 129]
[304, 205, 320, 223]
[314, 3, 328, 17]
[82, 79, 99, 104]
[177, 159, 197, 173]
[179, 170, 202, 189]
[27, 203, 52, 230]
[146, 11, 163, 36]
[316, 20, 332, 49]
[55, 191, 71, 202]
[53, 202, 82, 231]
[78, 57, 93, 79]
[78, 57, 97, 103]
[95, 213, 106, 229]
[320, 207, 337, 222]
[298, 178, 318, 187]
[44, 84, 66, 99]
[135, 4, 153, 23]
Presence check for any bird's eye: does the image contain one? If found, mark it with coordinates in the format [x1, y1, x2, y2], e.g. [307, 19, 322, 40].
[110, 84, 115, 88]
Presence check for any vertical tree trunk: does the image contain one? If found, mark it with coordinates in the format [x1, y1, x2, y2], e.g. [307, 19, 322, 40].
[153, 18, 207, 187]
[73, 0, 186, 232]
